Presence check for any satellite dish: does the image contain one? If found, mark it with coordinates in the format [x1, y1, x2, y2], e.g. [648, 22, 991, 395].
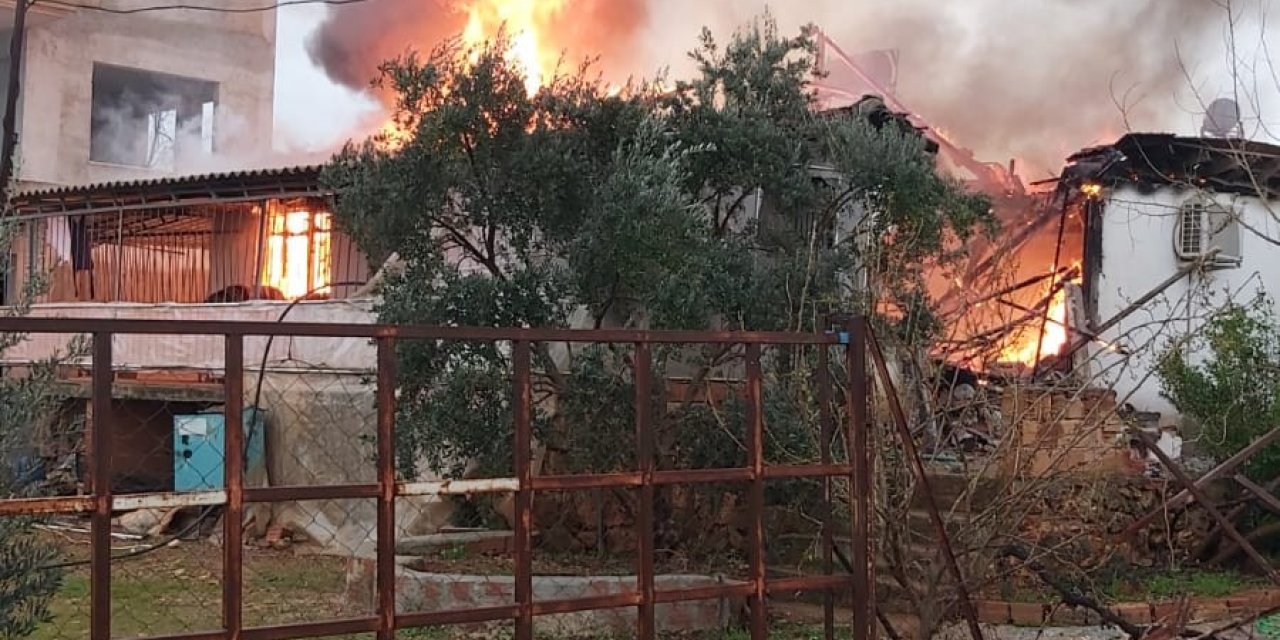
[1202, 98, 1242, 138]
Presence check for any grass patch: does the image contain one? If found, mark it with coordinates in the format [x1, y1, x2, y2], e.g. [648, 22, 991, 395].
[1105, 568, 1258, 601]
[1145, 570, 1252, 599]
[30, 539, 353, 640]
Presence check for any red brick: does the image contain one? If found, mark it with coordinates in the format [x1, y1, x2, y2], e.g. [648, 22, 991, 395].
[1151, 601, 1184, 624]
[1257, 589, 1280, 610]
[975, 600, 1010, 624]
[1051, 606, 1101, 626]
[1112, 602, 1152, 624]
[1192, 597, 1231, 623]
[1010, 602, 1048, 626]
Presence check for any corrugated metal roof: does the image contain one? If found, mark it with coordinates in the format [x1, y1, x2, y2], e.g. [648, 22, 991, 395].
[9, 164, 330, 216]
[14, 164, 325, 199]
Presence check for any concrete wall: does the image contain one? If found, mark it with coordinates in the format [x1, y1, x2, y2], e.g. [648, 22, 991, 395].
[3, 299, 379, 370]
[254, 371, 452, 552]
[1090, 186, 1280, 422]
[15, 2, 275, 186]
[344, 563, 740, 636]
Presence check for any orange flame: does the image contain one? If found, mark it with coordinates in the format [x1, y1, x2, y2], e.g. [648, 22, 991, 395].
[461, 0, 569, 95]
[263, 209, 332, 300]
[999, 263, 1082, 366]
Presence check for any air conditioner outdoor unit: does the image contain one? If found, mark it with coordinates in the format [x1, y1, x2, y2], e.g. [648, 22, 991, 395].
[1174, 197, 1243, 268]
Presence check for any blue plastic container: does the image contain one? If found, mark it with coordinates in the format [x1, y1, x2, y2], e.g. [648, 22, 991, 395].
[173, 407, 266, 492]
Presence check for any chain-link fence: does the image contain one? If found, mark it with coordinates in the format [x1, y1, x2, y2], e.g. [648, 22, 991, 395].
[0, 318, 873, 640]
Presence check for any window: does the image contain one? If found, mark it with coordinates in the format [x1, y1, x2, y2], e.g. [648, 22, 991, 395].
[262, 209, 332, 300]
[1176, 197, 1242, 268]
[90, 64, 218, 170]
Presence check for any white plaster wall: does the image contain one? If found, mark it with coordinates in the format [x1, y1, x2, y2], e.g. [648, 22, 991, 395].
[15, 4, 275, 186]
[1090, 185, 1280, 423]
[2, 299, 378, 372]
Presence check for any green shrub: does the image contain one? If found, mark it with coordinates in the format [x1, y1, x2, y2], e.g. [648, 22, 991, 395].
[1158, 296, 1280, 480]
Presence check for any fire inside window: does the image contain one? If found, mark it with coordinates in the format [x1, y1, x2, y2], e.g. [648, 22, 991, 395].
[262, 210, 332, 299]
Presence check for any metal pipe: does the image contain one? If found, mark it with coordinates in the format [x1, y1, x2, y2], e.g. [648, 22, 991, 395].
[0, 317, 845, 344]
[9, 191, 329, 221]
[114, 210, 123, 301]
[0, 0, 28, 196]
[817, 346, 836, 640]
[398, 478, 518, 496]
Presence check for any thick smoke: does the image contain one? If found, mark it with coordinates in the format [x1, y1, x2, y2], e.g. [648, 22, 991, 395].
[306, 0, 649, 100]
[306, 0, 1251, 172]
[638, 0, 1243, 175]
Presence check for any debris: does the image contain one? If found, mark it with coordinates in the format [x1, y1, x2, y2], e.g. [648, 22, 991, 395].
[262, 524, 291, 550]
[35, 522, 144, 541]
[117, 508, 162, 535]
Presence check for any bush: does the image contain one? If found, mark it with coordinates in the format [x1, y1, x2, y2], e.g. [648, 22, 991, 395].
[1158, 296, 1280, 480]
[0, 221, 66, 638]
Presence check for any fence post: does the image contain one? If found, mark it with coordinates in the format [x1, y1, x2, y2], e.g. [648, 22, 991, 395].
[745, 343, 767, 639]
[635, 342, 656, 640]
[816, 345, 836, 640]
[513, 340, 534, 640]
[224, 335, 245, 637]
[376, 335, 398, 639]
[90, 332, 113, 640]
[843, 319, 873, 640]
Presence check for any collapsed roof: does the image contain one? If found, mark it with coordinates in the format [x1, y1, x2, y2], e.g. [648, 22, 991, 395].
[1062, 133, 1280, 199]
[820, 95, 941, 155]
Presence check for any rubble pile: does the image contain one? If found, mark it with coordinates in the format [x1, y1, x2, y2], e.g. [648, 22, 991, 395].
[926, 369, 1146, 478]
[1000, 386, 1139, 476]
[1016, 475, 1223, 572]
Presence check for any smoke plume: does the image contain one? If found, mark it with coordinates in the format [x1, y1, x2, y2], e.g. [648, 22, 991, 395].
[641, 0, 1241, 175]
[306, 0, 1253, 172]
[306, 0, 649, 99]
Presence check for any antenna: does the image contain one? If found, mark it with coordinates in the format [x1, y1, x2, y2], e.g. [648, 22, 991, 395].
[1202, 98, 1242, 138]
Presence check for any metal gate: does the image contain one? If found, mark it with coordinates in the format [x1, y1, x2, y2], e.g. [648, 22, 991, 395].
[0, 317, 875, 640]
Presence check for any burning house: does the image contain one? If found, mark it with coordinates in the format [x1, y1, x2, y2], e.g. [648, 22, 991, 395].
[915, 129, 1280, 479]
[1058, 132, 1280, 421]
[0, 167, 403, 548]
[3, 166, 369, 306]
[809, 26, 1276, 434]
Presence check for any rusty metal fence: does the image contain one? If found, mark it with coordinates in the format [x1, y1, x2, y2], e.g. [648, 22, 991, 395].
[0, 318, 874, 640]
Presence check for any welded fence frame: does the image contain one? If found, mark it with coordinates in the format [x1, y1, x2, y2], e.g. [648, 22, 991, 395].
[0, 317, 874, 640]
